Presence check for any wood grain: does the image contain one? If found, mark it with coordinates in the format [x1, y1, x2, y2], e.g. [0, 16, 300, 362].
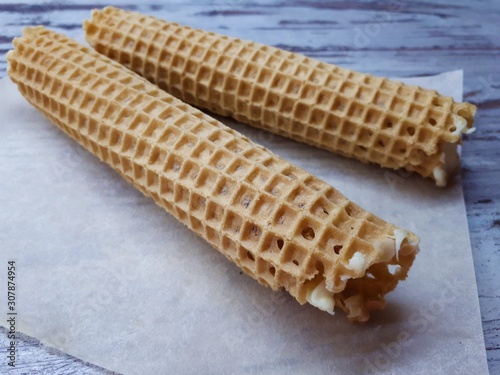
[0, 0, 498, 373]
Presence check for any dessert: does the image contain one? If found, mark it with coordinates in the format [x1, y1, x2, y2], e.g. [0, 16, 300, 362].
[7, 27, 419, 322]
[84, 6, 476, 186]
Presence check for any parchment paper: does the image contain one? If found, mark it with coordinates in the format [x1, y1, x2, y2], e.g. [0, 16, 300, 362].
[0, 70, 489, 374]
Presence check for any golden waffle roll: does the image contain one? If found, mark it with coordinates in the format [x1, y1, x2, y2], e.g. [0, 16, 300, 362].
[7, 27, 419, 322]
[84, 6, 477, 187]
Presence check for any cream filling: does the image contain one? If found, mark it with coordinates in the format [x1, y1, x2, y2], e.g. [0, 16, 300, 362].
[451, 114, 475, 136]
[392, 228, 420, 261]
[432, 166, 447, 187]
[394, 228, 408, 260]
[345, 252, 368, 273]
[433, 115, 474, 187]
[306, 281, 335, 315]
[376, 228, 419, 262]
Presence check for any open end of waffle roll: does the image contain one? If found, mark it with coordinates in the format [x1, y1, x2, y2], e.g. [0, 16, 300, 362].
[298, 228, 419, 322]
[430, 106, 476, 186]
[8, 26, 419, 322]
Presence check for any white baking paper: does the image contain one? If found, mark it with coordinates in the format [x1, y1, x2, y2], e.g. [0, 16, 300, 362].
[0, 70, 489, 374]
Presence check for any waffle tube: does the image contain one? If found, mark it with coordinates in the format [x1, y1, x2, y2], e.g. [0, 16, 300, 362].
[7, 27, 419, 322]
[84, 6, 476, 186]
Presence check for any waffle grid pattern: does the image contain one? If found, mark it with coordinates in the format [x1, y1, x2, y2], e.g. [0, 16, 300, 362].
[84, 7, 476, 183]
[8, 27, 416, 320]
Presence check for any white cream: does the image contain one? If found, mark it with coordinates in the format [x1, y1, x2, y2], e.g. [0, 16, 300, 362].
[392, 229, 420, 261]
[387, 264, 401, 275]
[346, 252, 368, 273]
[306, 281, 335, 315]
[433, 114, 474, 187]
[451, 114, 475, 136]
[433, 166, 447, 187]
[394, 229, 408, 255]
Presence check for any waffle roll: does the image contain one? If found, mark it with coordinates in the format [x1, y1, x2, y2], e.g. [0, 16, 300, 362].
[7, 27, 419, 322]
[84, 6, 476, 187]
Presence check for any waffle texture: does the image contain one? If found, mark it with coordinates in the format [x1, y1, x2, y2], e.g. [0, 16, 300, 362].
[84, 6, 477, 187]
[7, 27, 419, 322]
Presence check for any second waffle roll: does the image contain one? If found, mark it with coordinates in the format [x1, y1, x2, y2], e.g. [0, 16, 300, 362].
[84, 6, 476, 186]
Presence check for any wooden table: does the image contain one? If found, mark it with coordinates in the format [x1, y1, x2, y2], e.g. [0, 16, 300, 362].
[1, 1, 498, 373]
